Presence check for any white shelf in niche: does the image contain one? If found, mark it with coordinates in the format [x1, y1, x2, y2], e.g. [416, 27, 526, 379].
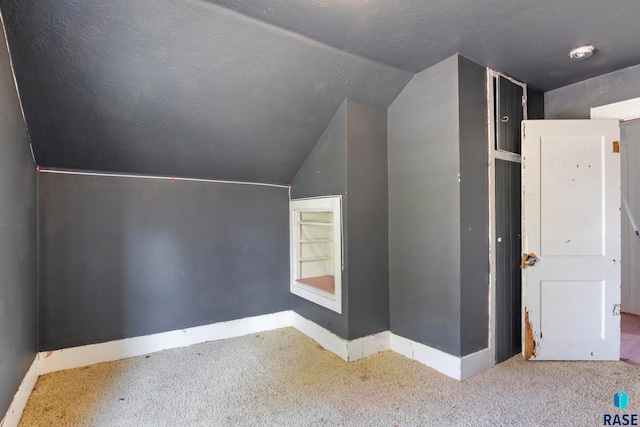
[290, 196, 342, 313]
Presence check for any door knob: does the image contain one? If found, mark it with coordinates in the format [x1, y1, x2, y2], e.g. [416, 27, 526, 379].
[521, 253, 538, 268]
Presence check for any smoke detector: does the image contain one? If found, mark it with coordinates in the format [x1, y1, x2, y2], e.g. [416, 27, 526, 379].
[569, 45, 595, 61]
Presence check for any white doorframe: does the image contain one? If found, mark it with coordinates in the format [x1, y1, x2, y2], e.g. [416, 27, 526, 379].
[592, 97, 640, 317]
[590, 98, 640, 121]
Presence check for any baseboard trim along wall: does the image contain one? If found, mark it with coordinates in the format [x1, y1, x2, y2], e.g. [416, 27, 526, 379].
[3, 310, 493, 424]
[38, 311, 292, 375]
[390, 333, 493, 381]
[290, 312, 390, 361]
[460, 348, 494, 380]
[0, 358, 38, 427]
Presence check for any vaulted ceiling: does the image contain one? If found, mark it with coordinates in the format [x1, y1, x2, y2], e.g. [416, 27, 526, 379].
[2, 0, 640, 184]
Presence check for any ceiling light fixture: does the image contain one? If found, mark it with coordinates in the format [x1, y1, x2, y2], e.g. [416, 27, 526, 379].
[569, 45, 595, 61]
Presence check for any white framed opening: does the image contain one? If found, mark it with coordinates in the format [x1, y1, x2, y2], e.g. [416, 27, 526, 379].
[290, 196, 343, 313]
[592, 97, 640, 319]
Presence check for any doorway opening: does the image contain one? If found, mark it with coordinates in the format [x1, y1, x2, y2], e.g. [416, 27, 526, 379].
[620, 118, 640, 366]
[592, 98, 640, 367]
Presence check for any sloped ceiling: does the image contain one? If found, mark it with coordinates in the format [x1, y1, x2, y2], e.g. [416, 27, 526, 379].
[0, 0, 411, 184]
[3, 0, 640, 183]
[211, 0, 640, 92]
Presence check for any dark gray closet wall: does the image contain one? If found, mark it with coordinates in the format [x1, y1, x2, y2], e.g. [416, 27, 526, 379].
[291, 99, 389, 340]
[527, 87, 545, 120]
[38, 173, 289, 351]
[545, 64, 640, 119]
[389, 54, 489, 357]
[0, 24, 37, 417]
[494, 159, 522, 363]
[496, 76, 524, 154]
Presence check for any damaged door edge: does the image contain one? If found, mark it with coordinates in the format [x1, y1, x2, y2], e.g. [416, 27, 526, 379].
[523, 308, 538, 360]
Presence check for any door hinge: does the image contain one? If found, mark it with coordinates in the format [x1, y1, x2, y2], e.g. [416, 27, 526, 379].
[521, 96, 526, 107]
[613, 304, 621, 316]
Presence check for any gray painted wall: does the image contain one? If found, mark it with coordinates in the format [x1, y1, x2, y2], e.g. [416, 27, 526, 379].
[290, 99, 389, 340]
[346, 100, 389, 339]
[389, 55, 462, 355]
[0, 22, 37, 417]
[527, 87, 545, 120]
[290, 101, 349, 338]
[38, 173, 289, 351]
[458, 56, 490, 355]
[290, 101, 348, 200]
[545, 64, 640, 119]
[389, 55, 490, 357]
[1, 0, 411, 184]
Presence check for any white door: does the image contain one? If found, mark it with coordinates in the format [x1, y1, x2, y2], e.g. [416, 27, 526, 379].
[521, 120, 621, 360]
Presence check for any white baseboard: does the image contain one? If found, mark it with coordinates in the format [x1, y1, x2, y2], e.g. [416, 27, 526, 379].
[0, 357, 38, 427]
[290, 312, 349, 360]
[389, 333, 492, 380]
[37, 310, 390, 377]
[460, 348, 493, 380]
[39, 311, 291, 375]
[290, 312, 390, 362]
[348, 331, 391, 361]
[3, 311, 494, 425]
[390, 333, 461, 379]
[37, 311, 490, 379]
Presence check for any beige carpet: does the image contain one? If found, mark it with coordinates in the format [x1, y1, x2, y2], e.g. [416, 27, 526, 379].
[19, 327, 640, 426]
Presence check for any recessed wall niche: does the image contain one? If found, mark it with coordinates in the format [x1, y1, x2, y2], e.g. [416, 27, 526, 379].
[290, 196, 343, 313]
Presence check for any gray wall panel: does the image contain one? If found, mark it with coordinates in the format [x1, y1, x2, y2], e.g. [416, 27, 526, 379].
[527, 87, 545, 120]
[545, 64, 640, 119]
[458, 56, 489, 356]
[291, 101, 348, 198]
[346, 99, 389, 339]
[388, 55, 462, 355]
[0, 22, 37, 416]
[290, 101, 349, 338]
[38, 173, 289, 350]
